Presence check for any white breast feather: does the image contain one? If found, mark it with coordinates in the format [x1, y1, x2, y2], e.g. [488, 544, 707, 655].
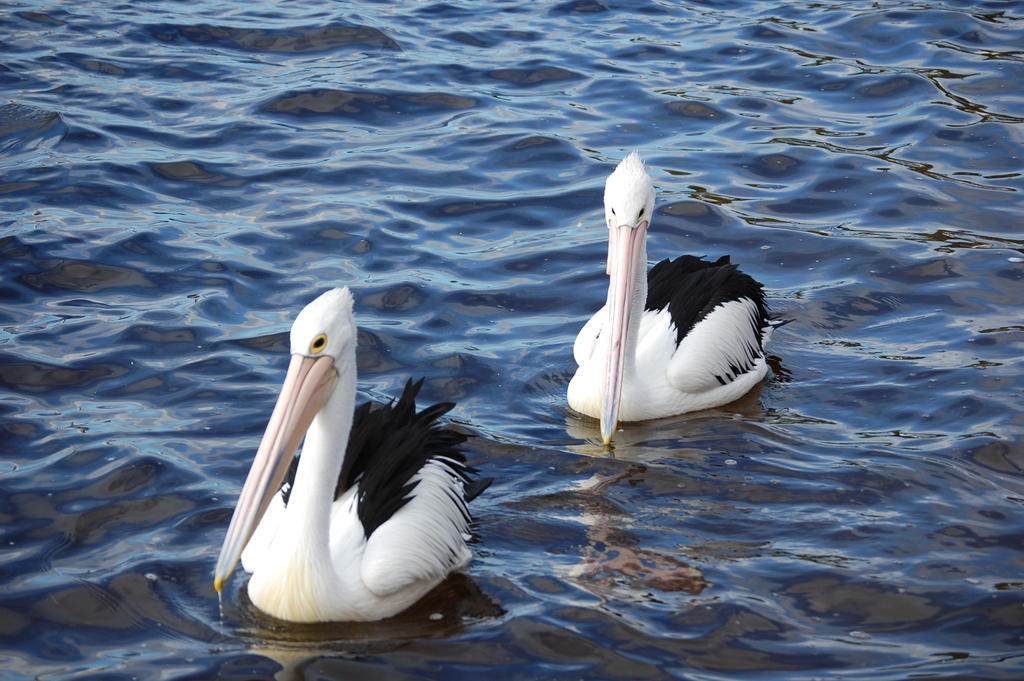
[573, 305, 606, 366]
[240, 491, 286, 573]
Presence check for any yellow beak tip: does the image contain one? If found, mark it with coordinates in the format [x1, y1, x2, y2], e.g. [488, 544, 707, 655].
[214, 576, 223, 593]
[600, 420, 616, 447]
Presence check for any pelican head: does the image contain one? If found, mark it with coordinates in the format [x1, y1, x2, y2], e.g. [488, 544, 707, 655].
[289, 287, 357, 365]
[214, 287, 355, 592]
[603, 151, 655, 236]
[600, 152, 654, 446]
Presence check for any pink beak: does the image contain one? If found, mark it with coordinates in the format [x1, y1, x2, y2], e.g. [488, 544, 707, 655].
[601, 219, 647, 446]
[214, 354, 337, 591]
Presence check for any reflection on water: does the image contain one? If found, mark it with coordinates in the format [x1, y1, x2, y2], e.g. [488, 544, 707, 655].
[566, 468, 710, 600]
[2, 0, 1023, 679]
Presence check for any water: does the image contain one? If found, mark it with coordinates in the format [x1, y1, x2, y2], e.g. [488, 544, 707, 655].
[2, 0, 1022, 678]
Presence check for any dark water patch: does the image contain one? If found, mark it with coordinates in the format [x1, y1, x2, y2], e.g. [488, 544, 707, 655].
[445, 287, 568, 317]
[58, 123, 112, 152]
[551, 0, 610, 16]
[96, 231, 194, 266]
[764, 195, 849, 217]
[745, 23, 789, 45]
[125, 161, 258, 209]
[442, 30, 494, 48]
[486, 64, 582, 88]
[965, 440, 1024, 479]
[441, 27, 545, 49]
[352, 329, 403, 376]
[690, 37, 775, 72]
[360, 282, 429, 313]
[661, 200, 730, 229]
[784, 573, 942, 629]
[3, 456, 208, 589]
[123, 323, 199, 346]
[498, 135, 579, 167]
[613, 42, 684, 63]
[0, 234, 37, 268]
[15, 10, 68, 27]
[414, 2, 480, 19]
[665, 99, 731, 124]
[857, 74, 927, 100]
[0, 103, 64, 154]
[731, 95, 775, 116]
[149, 159, 232, 184]
[147, 59, 240, 83]
[881, 257, 961, 283]
[56, 52, 130, 77]
[425, 354, 496, 402]
[8, 176, 154, 211]
[231, 330, 289, 356]
[401, 196, 517, 221]
[26, 570, 220, 641]
[0, 64, 22, 88]
[101, 119, 271, 151]
[0, 357, 128, 397]
[148, 95, 192, 113]
[63, 493, 196, 548]
[389, 186, 594, 236]
[747, 153, 803, 178]
[312, 164, 481, 196]
[144, 22, 400, 53]
[20, 259, 156, 294]
[925, 121, 1024, 175]
[261, 88, 476, 124]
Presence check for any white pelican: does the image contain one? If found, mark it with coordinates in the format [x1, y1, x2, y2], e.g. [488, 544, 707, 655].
[214, 287, 490, 622]
[568, 152, 775, 445]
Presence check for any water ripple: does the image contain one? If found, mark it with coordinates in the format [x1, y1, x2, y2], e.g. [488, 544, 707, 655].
[1, 0, 1022, 679]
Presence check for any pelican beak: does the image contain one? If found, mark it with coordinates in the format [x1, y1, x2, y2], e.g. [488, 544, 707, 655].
[214, 353, 337, 592]
[601, 219, 647, 446]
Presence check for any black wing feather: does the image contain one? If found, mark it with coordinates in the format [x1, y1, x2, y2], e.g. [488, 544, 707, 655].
[280, 378, 481, 538]
[646, 254, 770, 348]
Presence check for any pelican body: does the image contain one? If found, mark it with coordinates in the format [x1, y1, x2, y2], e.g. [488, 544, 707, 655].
[215, 287, 489, 622]
[568, 153, 773, 445]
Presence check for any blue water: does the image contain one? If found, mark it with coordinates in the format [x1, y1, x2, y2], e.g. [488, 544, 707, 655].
[2, 0, 1023, 679]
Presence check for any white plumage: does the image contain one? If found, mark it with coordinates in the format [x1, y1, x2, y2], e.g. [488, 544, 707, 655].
[568, 153, 774, 444]
[215, 287, 486, 622]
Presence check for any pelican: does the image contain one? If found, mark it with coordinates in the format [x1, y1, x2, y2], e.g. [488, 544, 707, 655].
[214, 287, 489, 622]
[568, 152, 775, 445]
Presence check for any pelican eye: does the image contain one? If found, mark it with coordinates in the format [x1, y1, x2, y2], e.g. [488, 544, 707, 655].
[610, 208, 616, 216]
[309, 333, 328, 354]
[638, 207, 645, 218]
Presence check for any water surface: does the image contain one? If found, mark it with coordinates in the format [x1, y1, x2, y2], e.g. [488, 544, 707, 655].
[2, 1, 1023, 679]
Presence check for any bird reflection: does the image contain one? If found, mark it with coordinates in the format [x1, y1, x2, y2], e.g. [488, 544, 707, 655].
[563, 466, 708, 603]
